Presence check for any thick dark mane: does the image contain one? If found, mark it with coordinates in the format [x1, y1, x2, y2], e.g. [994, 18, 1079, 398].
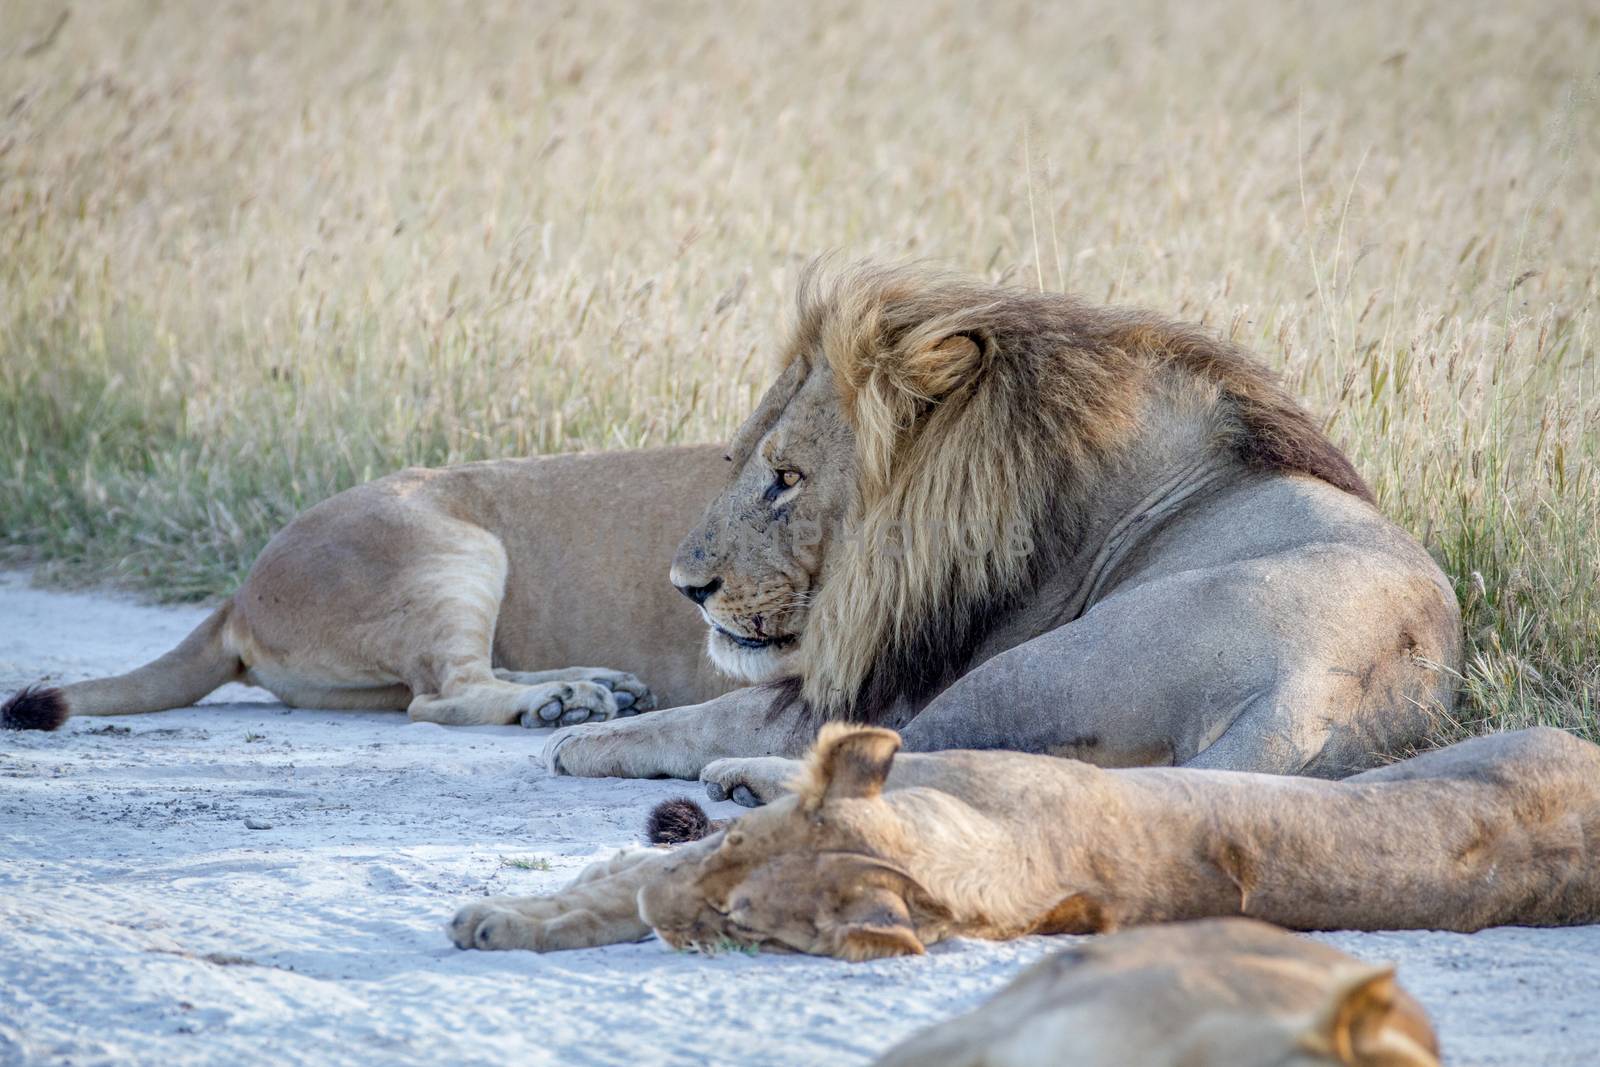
[1097, 315, 1374, 503]
[789, 263, 1372, 724]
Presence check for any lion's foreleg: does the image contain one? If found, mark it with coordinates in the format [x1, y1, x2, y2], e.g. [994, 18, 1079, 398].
[449, 847, 668, 952]
[562, 845, 663, 887]
[545, 685, 813, 780]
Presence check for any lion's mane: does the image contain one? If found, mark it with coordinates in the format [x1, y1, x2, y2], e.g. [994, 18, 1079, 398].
[783, 260, 1369, 721]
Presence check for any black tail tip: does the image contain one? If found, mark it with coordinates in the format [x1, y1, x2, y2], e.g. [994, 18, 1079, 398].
[1, 685, 69, 731]
[646, 796, 715, 845]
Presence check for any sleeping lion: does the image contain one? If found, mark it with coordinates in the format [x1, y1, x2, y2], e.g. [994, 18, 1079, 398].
[0, 446, 735, 730]
[448, 723, 1600, 955]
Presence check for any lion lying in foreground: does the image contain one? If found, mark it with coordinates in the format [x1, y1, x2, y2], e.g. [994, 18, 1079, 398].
[876, 918, 1439, 1067]
[450, 724, 1600, 956]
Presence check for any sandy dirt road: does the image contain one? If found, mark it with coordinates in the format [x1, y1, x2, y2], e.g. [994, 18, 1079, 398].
[2, 571, 1596, 1065]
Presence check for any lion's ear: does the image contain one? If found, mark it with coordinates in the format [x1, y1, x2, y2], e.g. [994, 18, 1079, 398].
[797, 724, 901, 810]
[829, 884, 927, 962]
[835, 923, 926, 961]
[1298, 964, 1434, 1065]
[896, 332, 985, 401]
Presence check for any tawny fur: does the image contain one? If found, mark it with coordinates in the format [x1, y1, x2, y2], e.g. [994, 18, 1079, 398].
[875, 919, 1439, 1067]
[786, 261, 1371, 718]
[3, 447, 735, 729]
[555, 260, 1457, 782]
[454, 725, 1600, 960]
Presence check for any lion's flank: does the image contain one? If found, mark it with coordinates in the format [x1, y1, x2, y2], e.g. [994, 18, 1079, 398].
[788, 260, 1371, 723]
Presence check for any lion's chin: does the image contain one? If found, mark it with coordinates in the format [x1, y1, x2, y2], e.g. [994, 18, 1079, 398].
[705, 627, 800, 684]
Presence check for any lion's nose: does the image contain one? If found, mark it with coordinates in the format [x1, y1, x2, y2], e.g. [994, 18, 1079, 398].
[674, 576, 722, 606]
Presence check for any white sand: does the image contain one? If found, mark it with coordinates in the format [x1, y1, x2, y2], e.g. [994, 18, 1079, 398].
[2, 570, 1596, 1065]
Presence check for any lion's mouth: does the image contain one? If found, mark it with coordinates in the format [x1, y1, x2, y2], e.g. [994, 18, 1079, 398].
[714, 625, 798, 652]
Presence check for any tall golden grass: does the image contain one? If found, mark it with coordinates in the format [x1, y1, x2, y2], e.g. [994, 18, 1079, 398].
[2, 1, 1595, 737]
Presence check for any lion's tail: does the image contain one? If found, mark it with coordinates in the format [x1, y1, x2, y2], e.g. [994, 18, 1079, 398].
[1, 601, 244, 731]
[645, 797, 727, 845]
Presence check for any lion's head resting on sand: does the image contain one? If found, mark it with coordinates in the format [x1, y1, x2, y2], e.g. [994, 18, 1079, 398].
[638, 725, 948, 961]
[669, 260, 1368, 716]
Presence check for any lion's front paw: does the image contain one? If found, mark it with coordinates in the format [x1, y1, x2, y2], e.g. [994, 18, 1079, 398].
[450, 901, 531, 951]
[448, 895, 637, 952]
[582, 669, 656, 715]
[516, 681, 619, 729]
[497, 668, 656, 720]
[541, 707, 706, 779]
[700, 756, 800, 807]
[543, 724, 591, 775]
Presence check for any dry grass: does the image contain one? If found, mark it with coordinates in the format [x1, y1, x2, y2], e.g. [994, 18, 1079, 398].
[2, 1, 1596, 738]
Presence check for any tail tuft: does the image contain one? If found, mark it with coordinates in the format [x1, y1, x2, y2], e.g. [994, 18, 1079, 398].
[2, 685, 69, 731]
[646, 796, 720, 845]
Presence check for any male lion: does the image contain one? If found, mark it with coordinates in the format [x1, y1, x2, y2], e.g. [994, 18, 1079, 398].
[448, 724, 1600, 956]
[1, 448, 734, 730]
[545, 261, 1462, 786]
[875, 919, 1440, 1067]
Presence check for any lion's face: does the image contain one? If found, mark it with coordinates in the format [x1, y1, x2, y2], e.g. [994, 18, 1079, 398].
[636, 797, 932, 961]
[639, 832, 930, 960]
[671, 261, 1033, 709]
[669, 357, 857, 683]
[637, 727, 941, 961]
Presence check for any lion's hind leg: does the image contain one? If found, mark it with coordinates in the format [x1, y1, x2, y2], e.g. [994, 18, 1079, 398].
[365, 522, 628, 728]
[239, 503, 623, 726]
[259, 679, 413, 711]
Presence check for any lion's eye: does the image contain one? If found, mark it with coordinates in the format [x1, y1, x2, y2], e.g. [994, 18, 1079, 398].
[764, 469, 803, 502]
